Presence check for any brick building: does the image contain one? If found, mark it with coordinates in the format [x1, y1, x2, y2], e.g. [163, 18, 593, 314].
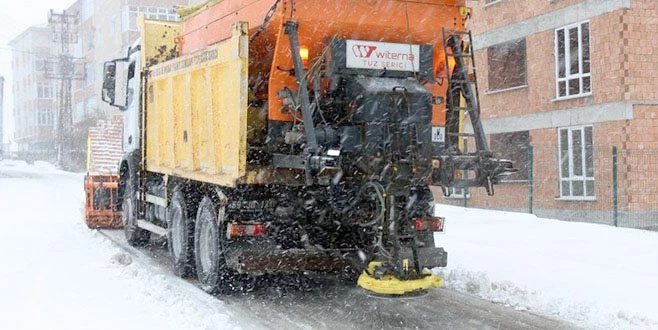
[437, 0, 658, 229]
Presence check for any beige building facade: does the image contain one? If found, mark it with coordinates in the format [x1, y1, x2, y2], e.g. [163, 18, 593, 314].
[9, 25, 58, 160]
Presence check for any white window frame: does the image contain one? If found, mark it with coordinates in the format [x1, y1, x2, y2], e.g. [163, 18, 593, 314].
[557, 125, 595, 200]
[443, 187, 471, 199]
[446, 187, 470, 199]
[555, 21, 591, 100]
[36, 82, 52, 99]
[484, 0, 503, 8]
[84, 63, 95, 86]
[37, 109, 52, 126]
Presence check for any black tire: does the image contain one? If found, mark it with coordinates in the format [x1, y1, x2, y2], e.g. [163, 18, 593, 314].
[167, 188, 195, 277]
[194, 195, 233, 294]
[122, 180, 150, 246]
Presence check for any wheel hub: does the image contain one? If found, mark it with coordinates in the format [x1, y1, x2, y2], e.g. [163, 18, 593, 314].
[171, 206, 184, 259]
[199, 218, 216, 274]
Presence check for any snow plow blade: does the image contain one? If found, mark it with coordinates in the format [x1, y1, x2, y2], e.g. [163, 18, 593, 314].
[84, 174, 122, 229]
[357, 261, 444, 296]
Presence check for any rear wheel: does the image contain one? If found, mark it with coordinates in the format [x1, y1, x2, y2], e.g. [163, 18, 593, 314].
[122, 180, 149, 246]
[194, 195, 233, 294]
[167, 188, 195, 277]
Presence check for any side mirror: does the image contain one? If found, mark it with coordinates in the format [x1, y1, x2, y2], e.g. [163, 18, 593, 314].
[101, 61, 117, 105]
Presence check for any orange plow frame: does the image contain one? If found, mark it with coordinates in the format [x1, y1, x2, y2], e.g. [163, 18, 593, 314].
[84, 174, 122, 229]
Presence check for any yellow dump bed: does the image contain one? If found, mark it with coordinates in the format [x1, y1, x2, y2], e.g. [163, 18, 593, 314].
[142, 21, 249, 187]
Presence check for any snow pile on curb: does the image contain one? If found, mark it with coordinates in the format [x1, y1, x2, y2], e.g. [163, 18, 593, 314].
[85, 229, 242, 330]
[433, 204, 658, 329]
[0, 162, 246, 330]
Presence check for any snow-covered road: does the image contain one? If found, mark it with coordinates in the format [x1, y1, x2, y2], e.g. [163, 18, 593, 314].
[0, 160, 575, 330]
[99, 228, 572, 330]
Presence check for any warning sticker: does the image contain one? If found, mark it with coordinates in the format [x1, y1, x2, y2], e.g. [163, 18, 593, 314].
[432, 126, 445, 143]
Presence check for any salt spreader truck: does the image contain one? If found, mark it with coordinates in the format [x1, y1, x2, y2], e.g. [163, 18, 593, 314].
[100, 0, 514, 295]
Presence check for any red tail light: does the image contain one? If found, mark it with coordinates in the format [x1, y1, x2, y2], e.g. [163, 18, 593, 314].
[413, 217, 444, 232]
[227, 223, 267, 239]
[251, 223, 266, 236]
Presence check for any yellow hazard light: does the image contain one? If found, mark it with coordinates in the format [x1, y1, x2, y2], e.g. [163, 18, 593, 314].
[448, 57, 456, 74]
[300, 46, 309, 65]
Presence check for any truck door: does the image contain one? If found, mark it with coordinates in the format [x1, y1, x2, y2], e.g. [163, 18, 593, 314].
[123, 54, 140, 154]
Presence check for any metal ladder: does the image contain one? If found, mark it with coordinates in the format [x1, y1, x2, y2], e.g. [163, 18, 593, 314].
[438, 29, 516, 196]
[441, 28, 489, 155]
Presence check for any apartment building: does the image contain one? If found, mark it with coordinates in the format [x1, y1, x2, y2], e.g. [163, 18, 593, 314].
[439, 0, 658, 228]
[70, 0, 185, 125]
[4, 0, 187, 168]
[9, 25, 58, 161]
[50, 0, 184, 169]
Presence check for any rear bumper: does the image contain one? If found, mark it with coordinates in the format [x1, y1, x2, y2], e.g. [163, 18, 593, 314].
[85, 212, 122, 229]
[225, 245, 356, 275]
[224, 243, 447, 275]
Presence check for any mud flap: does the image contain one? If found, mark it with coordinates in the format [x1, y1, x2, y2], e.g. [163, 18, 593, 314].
[400, 246, 448, 270]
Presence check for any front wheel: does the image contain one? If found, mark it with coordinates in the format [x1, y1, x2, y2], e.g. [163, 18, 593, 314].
[122, 180, 149, 246]
[194, 195, 233, 294]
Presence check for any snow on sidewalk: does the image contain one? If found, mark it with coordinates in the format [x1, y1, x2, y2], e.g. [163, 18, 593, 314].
[433, 204, 658, 329]
[0, 162, 247, 330]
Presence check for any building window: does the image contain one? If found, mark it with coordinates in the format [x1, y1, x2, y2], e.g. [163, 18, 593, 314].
[81, 0, 93, 21]
[487, 38, 527, 91]
[87, 31, 94, 50]
[490, 131, 529, 181]
[33, 58, 46, 72]
[558, 126, 594, 199]
[37, 82, 52, 99]
[555, 21, 591, 98]
[484, 0, 503, 6]
[74, 102, 84, 123]
[37, 109, 52, 126]
[85, 63, 95, 86]
[125, 6, 179, 31]
[85, 97, 97, 118]
[446, 187, 470, 199]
